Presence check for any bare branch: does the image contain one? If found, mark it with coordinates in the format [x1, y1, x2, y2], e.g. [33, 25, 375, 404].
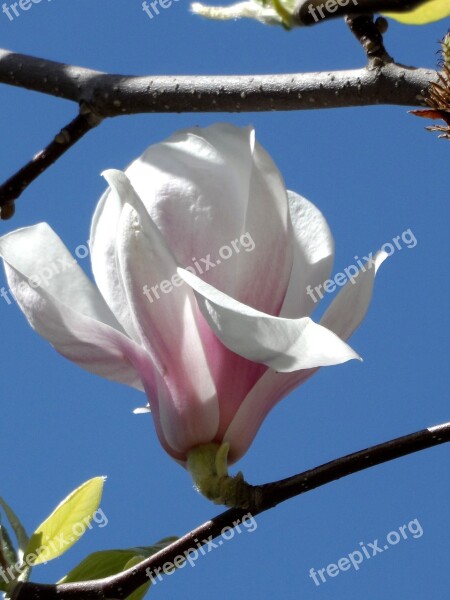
[0, 105, 102, 219]
[11, 421, 450, 600]
[0, 49, 435, 216]
[0, 50, 435, 116]
[346, 14, 391, 66]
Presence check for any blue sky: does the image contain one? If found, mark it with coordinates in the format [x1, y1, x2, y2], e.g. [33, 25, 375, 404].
[0, 2, 448, 598]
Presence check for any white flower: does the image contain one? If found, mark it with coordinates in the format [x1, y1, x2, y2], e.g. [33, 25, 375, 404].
[0, 124, 385, 465]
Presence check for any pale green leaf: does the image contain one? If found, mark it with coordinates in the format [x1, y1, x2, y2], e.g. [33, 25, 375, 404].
[24, 477, 106, 566]
[384, 0, 450, 24]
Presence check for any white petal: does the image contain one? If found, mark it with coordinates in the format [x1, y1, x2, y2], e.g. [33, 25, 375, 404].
[0, 224, 153, 390]
[111, 172, 219, 453]
[133, 405, 151, 414]
[124, 124, 293, 315]
[320, 250, 388, 340]
[191, 1, 282, 24]
[281, 191, 334, 318]
[0, 223, 118, 327]
[224, 252, 388, 463]
[178, 267, 360, 372]
[89, 171, 142, 341]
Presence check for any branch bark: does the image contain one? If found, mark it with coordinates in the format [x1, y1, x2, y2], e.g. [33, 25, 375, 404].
[0, 107, 102, 218]
[0, 49, 435, 217]
[10, 421, 450, 600]
[0, 50, 435, 116]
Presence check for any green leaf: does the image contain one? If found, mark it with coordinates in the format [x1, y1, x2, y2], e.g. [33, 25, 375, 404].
[24, 477, 106, 566]
[0, 524, 18, 569]
[383, 0, 450, 24]
[59, 549, 143, 583]
[59, 537, 178, 584]
[0, 497, 29, 560]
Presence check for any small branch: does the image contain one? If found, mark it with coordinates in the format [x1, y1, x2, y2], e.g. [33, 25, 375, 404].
[11, 421, 450, 600]
[346, 14, 391, 67]
[0, 106, 102, 219]
[296, 0, 430, 26]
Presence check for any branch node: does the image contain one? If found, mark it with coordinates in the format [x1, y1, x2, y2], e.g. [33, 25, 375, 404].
[346, 14, 393, 68]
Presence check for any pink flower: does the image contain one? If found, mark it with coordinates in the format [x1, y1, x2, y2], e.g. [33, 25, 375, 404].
[0, 124, 385, 465]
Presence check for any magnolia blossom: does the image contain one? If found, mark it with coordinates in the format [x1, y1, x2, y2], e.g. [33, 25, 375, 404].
[0, 124, 385, 465]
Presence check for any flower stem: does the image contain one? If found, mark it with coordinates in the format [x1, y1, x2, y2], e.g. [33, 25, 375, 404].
[187, 443, 263, 509]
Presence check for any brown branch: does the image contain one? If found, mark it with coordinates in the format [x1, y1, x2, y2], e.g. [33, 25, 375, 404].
[0, 51, 435, 117]
[11, 421, 450, 600]
[346, 14, 391, 66]
[0, 105, 102, 220]
[0, 48, 436, 216]
[0, 1, 436, 216]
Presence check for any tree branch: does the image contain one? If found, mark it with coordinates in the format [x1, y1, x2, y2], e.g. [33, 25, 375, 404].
[0, 106, 102, 219]
[11, 421, 450, 600]
[0, 49, 436, 216]
[0, 50, 435, 116]
[346, 14, 391, 66]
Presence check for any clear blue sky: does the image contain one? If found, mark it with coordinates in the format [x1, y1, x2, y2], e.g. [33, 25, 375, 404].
[0, 2, 448, 598]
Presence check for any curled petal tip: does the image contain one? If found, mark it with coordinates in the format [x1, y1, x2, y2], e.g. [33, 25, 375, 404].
[101, 169, 129, 187]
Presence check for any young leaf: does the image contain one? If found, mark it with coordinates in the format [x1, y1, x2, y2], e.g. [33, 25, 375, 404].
[59, 537, 178, 584]
[24, 477, 106, 566]
[384, 0, 450, 24]
[0, 524, 18, 569]
[0, 497, 29, 561]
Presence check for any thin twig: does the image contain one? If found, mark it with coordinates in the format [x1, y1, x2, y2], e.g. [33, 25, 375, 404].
[346, 14, 392, 67]
[0, 105, 103, 219]
[11, 421, 450, 600]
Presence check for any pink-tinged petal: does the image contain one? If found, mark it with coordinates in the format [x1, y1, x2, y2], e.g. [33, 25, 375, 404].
[111, 172, 219, 454]
[320, 250, 388, 340]
[178, 267, 360, 372]
[223, 367, 318, 464]
[224, 251, 388, 463]
[124, 123, 293, 314]
[115, 124, 296, 444]
[0, 224, 155, 391]
[281, 191, 335, 318]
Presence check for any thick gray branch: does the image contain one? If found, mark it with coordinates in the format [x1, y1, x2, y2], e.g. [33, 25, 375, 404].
[0, 50, 436, 115]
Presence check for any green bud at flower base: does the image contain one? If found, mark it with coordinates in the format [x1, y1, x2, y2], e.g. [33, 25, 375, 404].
[187, 443, 263, 509]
